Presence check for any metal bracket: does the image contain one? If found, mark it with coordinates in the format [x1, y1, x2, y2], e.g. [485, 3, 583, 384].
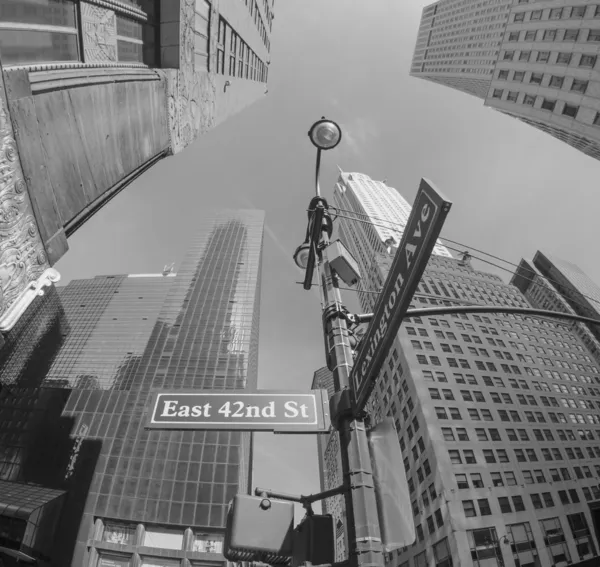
[322, 304, 353, 326]
[254, 485, 350, 517]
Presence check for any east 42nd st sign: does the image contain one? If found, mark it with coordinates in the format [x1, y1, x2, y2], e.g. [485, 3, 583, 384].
[146, 390, 331, 433]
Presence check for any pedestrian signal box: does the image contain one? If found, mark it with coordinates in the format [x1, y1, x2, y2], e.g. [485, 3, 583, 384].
[223, 495, 294, 565]
[291, 514, 335, 567]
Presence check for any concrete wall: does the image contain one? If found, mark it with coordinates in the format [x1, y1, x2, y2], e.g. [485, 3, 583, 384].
[3, 68, 170, 264]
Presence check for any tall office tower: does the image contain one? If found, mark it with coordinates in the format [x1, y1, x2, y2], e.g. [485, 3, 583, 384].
[0, 210, 264, 567]
[0, 0, 274, 343]
[412, 1, 600, 162]
[512, 251, 600, 368]
[333, 171, 451, 315]
[326, 179, 600, 566]
[410, 0, 513, 98]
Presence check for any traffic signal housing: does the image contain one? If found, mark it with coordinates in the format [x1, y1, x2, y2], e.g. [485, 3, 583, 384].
[291, 514, 335, 567]
[223, 495, 294, 564]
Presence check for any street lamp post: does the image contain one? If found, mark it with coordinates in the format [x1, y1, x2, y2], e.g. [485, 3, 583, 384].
[294, 119, 383, 567]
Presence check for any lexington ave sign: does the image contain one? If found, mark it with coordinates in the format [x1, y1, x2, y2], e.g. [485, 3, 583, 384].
[146, 390, 330, 433]
[351, 178, 452, 410]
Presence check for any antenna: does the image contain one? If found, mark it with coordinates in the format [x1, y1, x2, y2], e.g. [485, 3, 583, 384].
[162, 263, 175, 276]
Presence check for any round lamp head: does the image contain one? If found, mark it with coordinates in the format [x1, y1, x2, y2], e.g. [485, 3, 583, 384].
[308, 118, 342, 150]
[293, 243, 311, 270]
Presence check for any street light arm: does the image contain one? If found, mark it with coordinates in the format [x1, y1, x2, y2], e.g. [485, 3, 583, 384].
[315, 147, 322, 197]
[350, 305, 600, 327]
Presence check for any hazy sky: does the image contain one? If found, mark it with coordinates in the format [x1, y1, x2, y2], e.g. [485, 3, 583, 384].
[56, 0, 600, 519]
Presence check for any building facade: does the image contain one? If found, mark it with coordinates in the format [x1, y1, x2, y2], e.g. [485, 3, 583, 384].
[0, 209, 264, 567]
[0, 0, 273, 333]
[411, 0, 600, 163]
[318, 174, 600, 567]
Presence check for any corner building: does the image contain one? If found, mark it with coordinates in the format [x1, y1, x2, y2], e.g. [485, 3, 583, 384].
[0, 209, 264, 567]
[411, 0, 600, 162]
[0, 0, 274, 344]
[324, 173, 600, 566]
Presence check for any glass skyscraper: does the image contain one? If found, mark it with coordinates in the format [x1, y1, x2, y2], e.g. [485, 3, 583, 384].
[319, 175, 600, 567]
[0, 209, 264, 567]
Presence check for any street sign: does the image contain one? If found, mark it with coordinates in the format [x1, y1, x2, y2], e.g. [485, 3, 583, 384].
[146, 390, 330, 433]
[351, 178, 452, 410]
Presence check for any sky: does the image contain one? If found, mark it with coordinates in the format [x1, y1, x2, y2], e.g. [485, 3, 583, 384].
[55, 0, 600, 520]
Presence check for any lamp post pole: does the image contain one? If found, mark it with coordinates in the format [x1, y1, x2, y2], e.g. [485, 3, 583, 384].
[296, 119, 383, 567]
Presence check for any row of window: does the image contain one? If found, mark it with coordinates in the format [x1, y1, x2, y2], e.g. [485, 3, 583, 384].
[444, 424, 600, 444]
[496, 67, 590, 96]
[241, 0, 271, 51]
[507, 27, 600, 43]
[425, 369, 595, 392]
[492, 88, 600, 125]
[449, 445, 600, 466]
[431, 386, 597, 410]
[435, 403, 600, 425]
[513, 4, 600, 22]
[502, 47, 598, 68]
[216, 18, 267, 82]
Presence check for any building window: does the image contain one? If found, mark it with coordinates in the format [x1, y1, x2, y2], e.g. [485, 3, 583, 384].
[97, 554, 132, 567]
[549, 75, 563, 88]
[588, 30, 600, 42]
[507, 91, 519, 102]
[556, 52, 572, 64]
[514, 12, 525, 22]
[525, 30, 537, 41]
[519, 50, 531, 61]
[531, 10, 542, 20]
[523, 95, 536, 106]
[0, 0, 80, 66]
[140, 558, 180, 567]
[463, 500, 476, 517]
[216, 17, 226, 74]
[433, 537, 452, 567]
[562, 104, 579, 118]
[541, 99, 556, 111]
[564, 29, 580, 41]
[530, 73, 543, 85]
[142, 528, 184, 550]
[572, 6, 586, 18]
[102, 522, 137, 545]
[478, 499, 492, 516]
[498, 497, 512, 513]
[514, 71, 525, 82]
[468, 528, 504, 567]
[540, 517, 571, 566]
[507, 523, 539, 567]
[567, 513, 596, 561]
[544, 29, 557, 41]
[192, 534, 223, 553]
[550, 8, 563, 19]
[537, 51, 550, 63]
[498, 69, 509, 80]
[503, 51, 515, 61]
[512, 495, 526, 511]
[571, 78, 588, 93]
[508, 32, 520, 41]
[593, 112, 600, 126]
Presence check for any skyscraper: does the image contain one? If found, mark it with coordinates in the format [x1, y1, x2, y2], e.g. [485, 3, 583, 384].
[512, 251, 600, 368]
[0, 209, 264, 567]
[410, 0, 512, 98]
[322, 177, 600, 567]
[411, 0, 600, 162]
[0, 0, 275, 343]
[334, 171, 451, 311]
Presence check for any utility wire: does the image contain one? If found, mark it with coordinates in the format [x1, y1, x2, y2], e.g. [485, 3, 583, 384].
[331, 207, 600, 314]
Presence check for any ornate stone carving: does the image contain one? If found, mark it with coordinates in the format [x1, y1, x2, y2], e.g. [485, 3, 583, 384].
[0, 75, 51, 323]
[161, 0, 217, 154]
[81, 3, 118, 63]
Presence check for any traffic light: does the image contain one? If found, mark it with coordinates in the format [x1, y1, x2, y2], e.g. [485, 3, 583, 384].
[291, 514, 335, 567]
[223, 495, 294, 564]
